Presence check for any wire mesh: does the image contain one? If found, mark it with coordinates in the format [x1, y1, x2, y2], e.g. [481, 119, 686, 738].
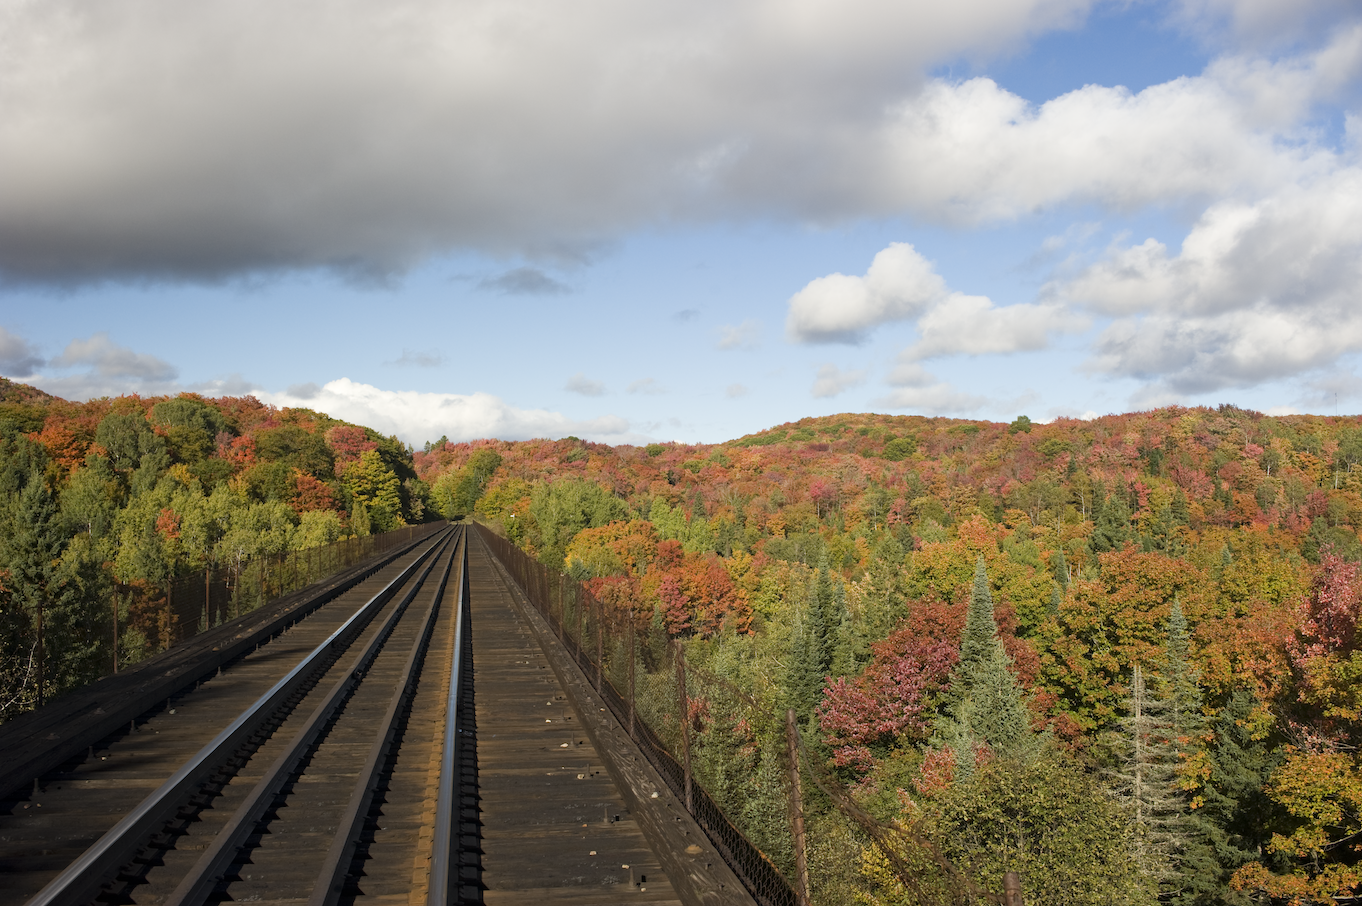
[474, 522, 1015, 906]
[475, 523, 798, 906]
[112, 522, 447, 666]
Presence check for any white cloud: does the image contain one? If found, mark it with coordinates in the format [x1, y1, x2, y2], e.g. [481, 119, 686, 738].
[725, 383, 749, 399]
[810, 363, 867, 398]
[878, 362, 989, 415]
[0, 327, 43, 376]
[876, 383, 990, 415]
[717, 319, 761, 350]
[565, 372, 606, 396]
[1172, 0, 1362, 50]
[786, 243, 948, 344]
[1054, 166, 1362, 396]
[867, 41, 1355, 224]
[259, 377, 641, 444]
[904, 295, 1083, 360]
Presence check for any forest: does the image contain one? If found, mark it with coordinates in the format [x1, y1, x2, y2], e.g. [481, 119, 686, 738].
[0, 377, 432, 715]
[414, 405, 1362, 904]
[6, 376, 1362, 902]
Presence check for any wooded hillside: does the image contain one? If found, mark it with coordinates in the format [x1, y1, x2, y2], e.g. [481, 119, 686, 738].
[417, 406, 1362, 903]
[0, 384, 433, 716]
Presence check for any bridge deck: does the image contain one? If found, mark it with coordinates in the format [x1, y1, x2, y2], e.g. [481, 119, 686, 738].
[0, 529, 749, 906]
[469, 538, 681, 903]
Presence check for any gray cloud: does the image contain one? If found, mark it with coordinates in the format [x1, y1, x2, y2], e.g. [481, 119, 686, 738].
[565, 372, 606, 396]
[811, 363, 867, 398]
[9, 0, 1318, 286]
[725, 383, 749, 398]
[287, 381, 322, 399]
[628, 377, 664, 395]
[389, 348, 447, 367]
[673, 309, 700, 322]
[51, 333, 178, 381]
[478, 267, 572, 296]
[0, 327, 44, 376]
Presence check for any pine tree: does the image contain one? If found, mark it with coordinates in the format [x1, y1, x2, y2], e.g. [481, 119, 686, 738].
[1175, 687, 1280, 903]
[0, 464, 101, 713]
[937, 558, 1040, 770]
[1116, 665, 1183, 895]
[1117, 602, 1212, 903]
[786, 564, 841, 719]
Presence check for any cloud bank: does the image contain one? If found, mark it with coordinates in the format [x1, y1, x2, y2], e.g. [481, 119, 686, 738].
[259, 378, 642, 445]
[6, 1, 1355, 285]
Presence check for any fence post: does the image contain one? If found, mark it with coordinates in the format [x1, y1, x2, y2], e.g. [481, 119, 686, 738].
[786, 709, 812, 906]
[676, 641, 693, 814]
[112, 585, 119, 675]
[557, 575, 566, 643]
[595, 594, 604, 692]
[36, 601, 45, 708]
[1003, 871, 1024, 906]
[628, 618, 636, 740]
[165, 579, 174, 649]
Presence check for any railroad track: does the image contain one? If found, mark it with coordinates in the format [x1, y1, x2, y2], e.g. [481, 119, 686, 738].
[0, 524, 475, 906]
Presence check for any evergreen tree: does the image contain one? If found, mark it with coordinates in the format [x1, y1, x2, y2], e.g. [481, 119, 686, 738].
[938, 558, 1040, 769]
[1091, 487, 1132, 553]
[1116, 665, 1183, 895]
[786, 564, 839, 719]
[0, 464, 102, 712]
[1118, 604, 1213, 903]
[1176, 687, 1281, 904]
[1164, 599, 1202, 748]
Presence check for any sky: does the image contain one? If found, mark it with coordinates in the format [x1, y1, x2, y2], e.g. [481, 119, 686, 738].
[1, 0, 1361, 446]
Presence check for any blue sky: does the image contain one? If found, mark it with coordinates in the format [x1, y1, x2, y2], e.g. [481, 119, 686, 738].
[2, 0, 1361, 445]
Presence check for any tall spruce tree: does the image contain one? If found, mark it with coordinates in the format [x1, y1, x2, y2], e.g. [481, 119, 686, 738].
[786, 564, 839, 719]
[938, 558, 1040, 771]
[1117, 600, 1213, 902]
[1117, 664, 1185, 897]
[0, 463, 101, 713]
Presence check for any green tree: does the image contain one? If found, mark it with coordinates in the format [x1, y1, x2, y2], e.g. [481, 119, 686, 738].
[788, 564, 843, 720]
[432, 449, 502, 518]
[938, 558, 1040, 769]
[530, 479, 628, 566]
[0, 463, 103, 712]
[342, 449, 403, 532]
[150, 396, 228, 463]
[931, 754, 1151, 906]
[1176, 688, 1282, 905]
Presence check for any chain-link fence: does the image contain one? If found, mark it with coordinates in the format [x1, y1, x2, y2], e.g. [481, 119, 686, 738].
[113, 522, 447, 668]
[476, 522, 1027, 906]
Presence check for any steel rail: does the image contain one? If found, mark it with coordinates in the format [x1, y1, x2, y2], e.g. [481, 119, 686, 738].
[308, 526, 464, 906]
[427, 527, 470, 905]
[163, 530, 459, 905]
[24, 528, 453, 906]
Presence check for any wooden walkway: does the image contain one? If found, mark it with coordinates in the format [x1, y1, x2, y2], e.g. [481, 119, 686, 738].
[469, 539, 682, 903]
[0, 527, 755, 905]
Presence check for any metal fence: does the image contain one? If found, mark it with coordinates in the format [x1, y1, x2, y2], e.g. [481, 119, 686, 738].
[113, 522, 447, 668]
[475, 522, 1012, 906]
[476, 522, 799, 906]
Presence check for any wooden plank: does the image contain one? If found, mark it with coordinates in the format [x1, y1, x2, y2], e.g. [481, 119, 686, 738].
[468, 547, 684, 905]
